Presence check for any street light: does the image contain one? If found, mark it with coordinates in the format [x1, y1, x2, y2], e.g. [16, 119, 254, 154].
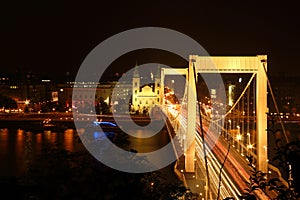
[246, 132, 251, 156]
[24, 100, 30, 112]
[236, 125, 240, 150]
[171, 79, 175, 92]
[150, 182, 154, 193]
[237, 133, 242, 153]
[228, 120, 232, 141]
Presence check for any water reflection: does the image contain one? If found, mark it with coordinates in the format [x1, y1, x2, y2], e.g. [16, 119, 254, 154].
[44, 130, 51, 141]
[0, 129, 8, 156]
[126, 129, 169, 153]
[35, 133, 42, 152]
[16, 129, 25, 173]
[0, 126, 171, 176]
[50, 132, 57, 143]
[64, 129, 74, 151]
[0, 128, 83, 176]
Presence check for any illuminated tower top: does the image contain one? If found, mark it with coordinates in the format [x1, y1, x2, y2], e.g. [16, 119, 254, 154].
[133, 64, 140, 78]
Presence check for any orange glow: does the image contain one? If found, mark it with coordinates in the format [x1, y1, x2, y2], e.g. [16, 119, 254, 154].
[64, 129, 74, 151]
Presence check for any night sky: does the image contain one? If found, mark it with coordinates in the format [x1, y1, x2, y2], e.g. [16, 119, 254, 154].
[1, 0, 299, 79]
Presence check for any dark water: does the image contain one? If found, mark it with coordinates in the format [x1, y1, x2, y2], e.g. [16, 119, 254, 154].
[0, 128, 83, 176]
[0, 126, 176, 178]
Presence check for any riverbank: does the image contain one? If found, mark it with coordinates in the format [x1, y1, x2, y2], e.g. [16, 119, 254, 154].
[0, 112, 154, 121]
[0, 112, 153, 132]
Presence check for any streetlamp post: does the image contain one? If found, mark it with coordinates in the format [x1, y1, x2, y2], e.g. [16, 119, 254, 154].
[237, 125, 241, 151]
[224, 117, 227, 139]
[24, 99, 30, 112]
[232, 120, 236, 147]
[228, 120, 231, 142]
[246, 132, 251, 156]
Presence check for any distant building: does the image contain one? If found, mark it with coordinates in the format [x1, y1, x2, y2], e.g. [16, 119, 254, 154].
[131, 66, 161, 114]
[58, 81, 116, 112]
[111, 81, 132, 104]
[270, 76, 300, 114]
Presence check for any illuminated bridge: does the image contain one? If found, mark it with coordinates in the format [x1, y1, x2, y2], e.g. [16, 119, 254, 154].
[160, 55, 288, 199]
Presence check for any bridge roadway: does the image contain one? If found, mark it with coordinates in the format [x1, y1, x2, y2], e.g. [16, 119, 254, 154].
[196, 120, 279, 199]
[201, 122, 250, 194]
[166, 107, 275, 199]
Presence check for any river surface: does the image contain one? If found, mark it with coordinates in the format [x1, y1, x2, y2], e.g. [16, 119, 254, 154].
[0, 129, 80, 176]
[0, 126, 175, 177]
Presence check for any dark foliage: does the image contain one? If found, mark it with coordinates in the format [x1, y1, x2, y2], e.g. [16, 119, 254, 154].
[238, 154, 298, 200]
[238, 156, 268, 199]
[0, 94, 17, 109]
[95, 98, 110, 114]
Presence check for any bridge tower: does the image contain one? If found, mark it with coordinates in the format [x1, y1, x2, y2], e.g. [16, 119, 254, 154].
[189, 55, 268, 173]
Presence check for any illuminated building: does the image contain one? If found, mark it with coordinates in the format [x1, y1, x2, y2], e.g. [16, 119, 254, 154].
[131, 66, 161, 114]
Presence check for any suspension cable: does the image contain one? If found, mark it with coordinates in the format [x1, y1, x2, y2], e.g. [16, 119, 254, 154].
[247, 85, 250, 134]
[261, 62, 289, 143]
[211, 73, 256, 122]
[217, 140, 231, 200]
[193, 64, 212, 200]
[252, 75, 256, 143]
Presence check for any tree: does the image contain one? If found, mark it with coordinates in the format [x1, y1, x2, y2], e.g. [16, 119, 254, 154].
[0, 94, 17, 109]
[96, 98, 110, 114]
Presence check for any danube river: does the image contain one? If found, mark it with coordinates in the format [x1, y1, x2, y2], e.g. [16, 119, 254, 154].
[0, 128, 81, 176]
[0, 124, 176, 178]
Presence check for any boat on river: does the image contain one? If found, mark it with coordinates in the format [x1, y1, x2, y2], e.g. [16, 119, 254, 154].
[41, 118, 56, 130]
[40, 118, 68, 131]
